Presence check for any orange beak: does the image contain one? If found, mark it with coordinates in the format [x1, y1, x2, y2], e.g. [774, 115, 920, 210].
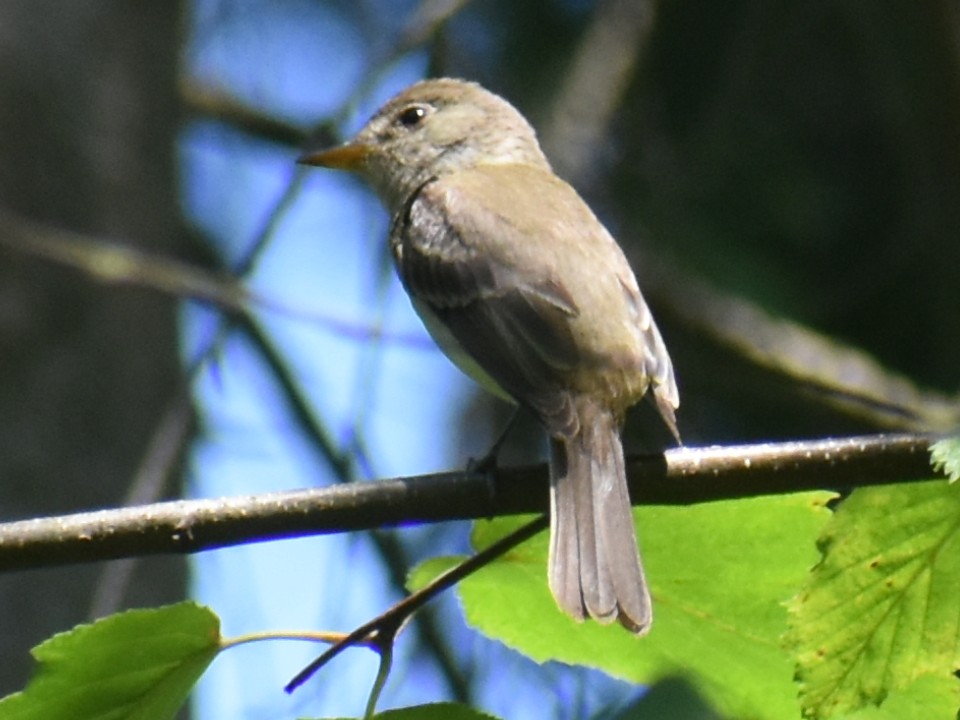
[297, 142, 371, 170]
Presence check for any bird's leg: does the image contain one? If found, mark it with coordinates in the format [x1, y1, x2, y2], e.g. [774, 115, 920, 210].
[467, 407, 521, 477]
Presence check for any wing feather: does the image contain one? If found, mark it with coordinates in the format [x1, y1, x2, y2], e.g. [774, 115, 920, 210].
[389, 163, 678, 437]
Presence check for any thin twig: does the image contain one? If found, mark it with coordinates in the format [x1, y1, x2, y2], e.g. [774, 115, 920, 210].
[284, 515, 547, 693]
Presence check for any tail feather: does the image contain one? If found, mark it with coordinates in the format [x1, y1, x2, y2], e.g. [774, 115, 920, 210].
[547, 401, 652, 634]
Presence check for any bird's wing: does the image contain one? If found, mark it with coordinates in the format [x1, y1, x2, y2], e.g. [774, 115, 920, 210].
[617, 275, 681, 441]
[391, 172, 584, 434]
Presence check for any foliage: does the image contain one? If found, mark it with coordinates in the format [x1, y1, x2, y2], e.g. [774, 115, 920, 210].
[0, 603, 219, 720]
[931, 437, 960, 482]
[3, 468, 960, 719]
[415, 493, 832, 719]
[786, 481, 960, 719]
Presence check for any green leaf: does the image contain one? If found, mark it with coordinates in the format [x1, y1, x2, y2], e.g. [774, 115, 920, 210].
[931, 437, 960, 482]
[0, 601, 221, 720]
[786, 481, 960, 719]
[313, 701, 501, 720]
[834, 674, 960, 720]
[415, 492, 832, 720]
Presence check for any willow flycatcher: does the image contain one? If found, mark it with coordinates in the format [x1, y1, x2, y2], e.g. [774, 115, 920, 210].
[299, 78, 679, 633]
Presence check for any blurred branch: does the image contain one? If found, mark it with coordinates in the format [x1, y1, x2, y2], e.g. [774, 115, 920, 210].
[648, 265, 960, 430]
[0, 206, 252, 313]
[0, 433, 945, 572]
[88, 394, 194, 617]
[0, 204, 430, 348]
[541, 0, 656, 182]
[180, 79, 311, 147]
[534, 0, 959, 435]
[398, 0, 475, 55]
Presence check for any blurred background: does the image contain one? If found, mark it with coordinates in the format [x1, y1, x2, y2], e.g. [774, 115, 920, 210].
[0, 1, 957, 718]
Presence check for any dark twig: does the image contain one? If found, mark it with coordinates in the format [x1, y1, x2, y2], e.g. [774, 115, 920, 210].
[284, 515, 547, 694]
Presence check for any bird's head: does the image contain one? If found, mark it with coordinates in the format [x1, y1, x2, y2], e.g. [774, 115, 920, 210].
[299, 78, 550, 212]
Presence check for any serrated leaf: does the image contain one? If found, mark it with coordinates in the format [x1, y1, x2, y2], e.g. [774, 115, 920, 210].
[786, 481, 960, 719]
[0, 601, 221, 720]
[312, 701, 501, 720]
[414, 492, 832, 720]
[931, 437, 960, 482]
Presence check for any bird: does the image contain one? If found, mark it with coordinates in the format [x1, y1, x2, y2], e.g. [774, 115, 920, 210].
[299, 77, 679, 634]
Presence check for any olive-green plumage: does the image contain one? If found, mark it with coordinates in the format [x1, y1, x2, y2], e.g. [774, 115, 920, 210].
[301, 78, 679, 633]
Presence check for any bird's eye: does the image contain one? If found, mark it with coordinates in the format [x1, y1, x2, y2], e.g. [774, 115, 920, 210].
[396, 105, 428, 128]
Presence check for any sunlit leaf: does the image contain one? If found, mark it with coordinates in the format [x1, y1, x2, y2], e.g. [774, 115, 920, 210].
[0, 602, 220, 720]
[786, 481, 960, 719]
[931, 437, 960, 482]
[413, 492, 832, 720]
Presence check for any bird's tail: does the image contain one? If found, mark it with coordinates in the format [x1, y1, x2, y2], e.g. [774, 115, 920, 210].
[547, 400, 651, 634]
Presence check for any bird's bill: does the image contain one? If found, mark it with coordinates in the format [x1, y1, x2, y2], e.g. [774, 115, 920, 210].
[297, 142, 370, 170]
